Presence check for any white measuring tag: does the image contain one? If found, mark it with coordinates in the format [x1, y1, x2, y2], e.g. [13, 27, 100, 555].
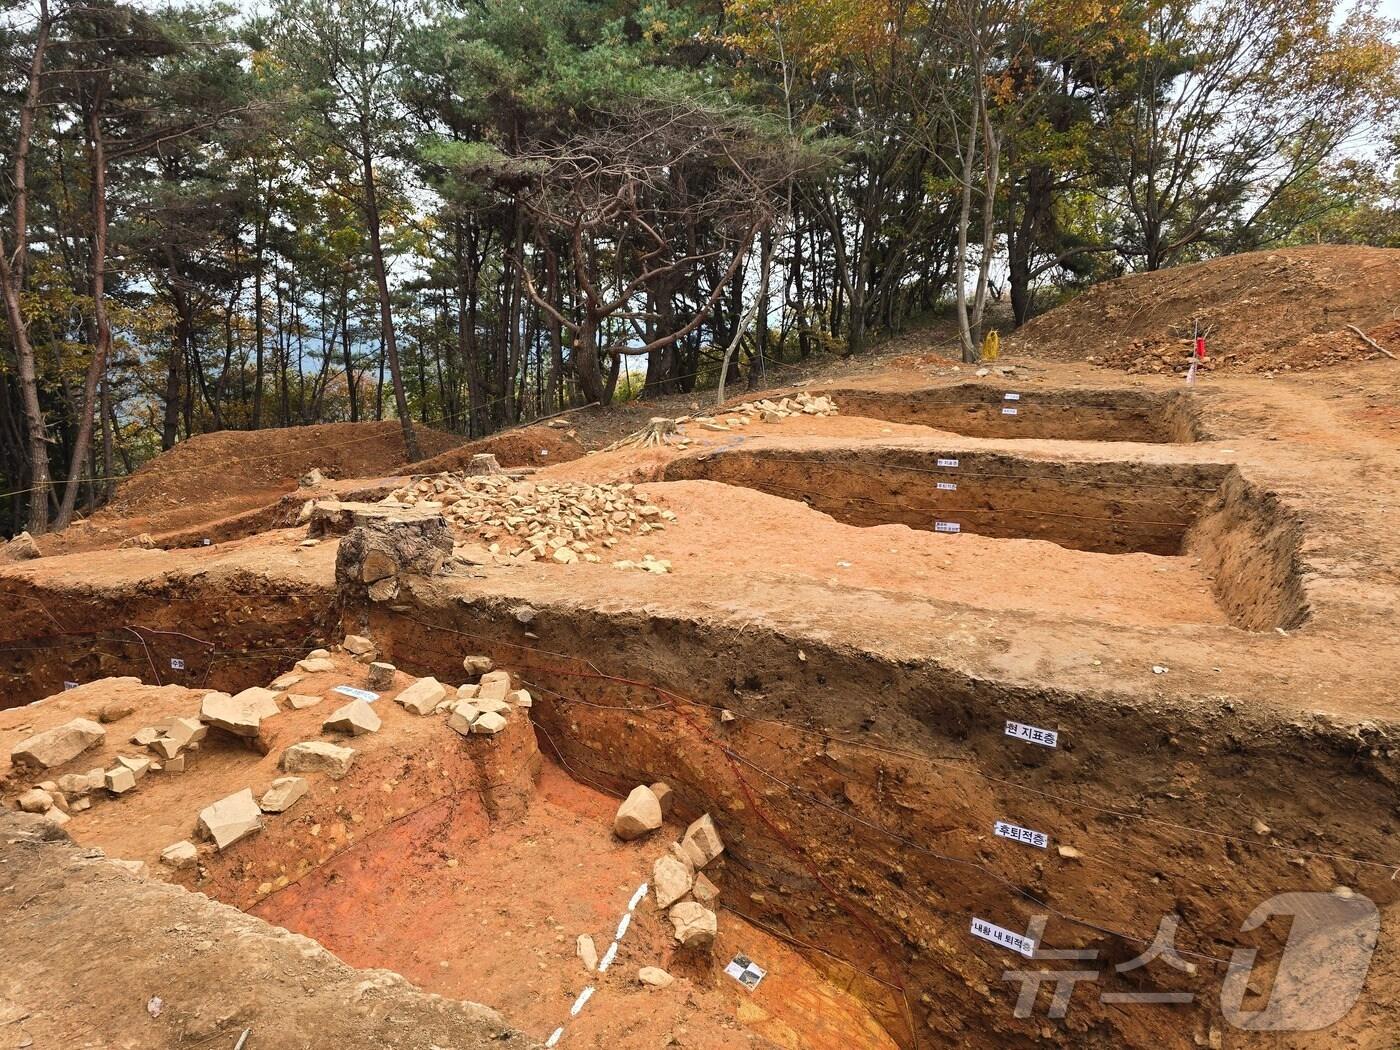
[332, 685, 380, 703]
[1004, 392, 1021, 401]
[934, 521, 961, 533]
[971, 917, 1036, 958]
[936, 481, 957, 491]
[994, 820, 1049, 849]
[937, 458, 959, 468]
[1005, 720, 1058, 748]
[1002, 406, 1018, 416]
[64, 681, 78, 690]
[170, 658, 185, 671]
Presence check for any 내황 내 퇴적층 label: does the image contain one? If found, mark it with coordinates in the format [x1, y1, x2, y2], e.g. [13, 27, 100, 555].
[971, 917, 1036, 958]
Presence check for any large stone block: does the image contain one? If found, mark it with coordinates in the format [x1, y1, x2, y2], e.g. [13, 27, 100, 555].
[668, 901, 717, 950]
[613, 785, 663, 841]
[280, 741, 356, 779]
[197, 789, 263, 850]
[11, 719, 105, 770]
[323, 699, 380, 736]
[395, 677, 446, 715]
[680, 813, 724, 869]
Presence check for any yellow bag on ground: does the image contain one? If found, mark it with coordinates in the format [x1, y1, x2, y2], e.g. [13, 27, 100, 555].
[982, 330, 999, 361]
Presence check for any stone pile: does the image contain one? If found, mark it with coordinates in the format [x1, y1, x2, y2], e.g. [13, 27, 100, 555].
[444, 659, 531, 737]
[12, 638, 533, 876]
[379, 474, 676, 566]
[595, 391, 839, 454]
[691, 390, 837, 430]
[611, 782, 725, 952]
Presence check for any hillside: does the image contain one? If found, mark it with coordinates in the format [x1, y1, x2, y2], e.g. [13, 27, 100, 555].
[1010, 245, 1400, 373]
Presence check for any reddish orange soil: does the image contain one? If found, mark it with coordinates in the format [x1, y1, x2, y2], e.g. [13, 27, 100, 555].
[253, 762, 895, 1050]
[1, 658, 894, 1050]
[1011, 245, 1400, 373]
[5, 297, 1400, 1050]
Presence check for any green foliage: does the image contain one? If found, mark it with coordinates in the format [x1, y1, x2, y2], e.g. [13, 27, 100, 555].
[1, 0, 1399, 534]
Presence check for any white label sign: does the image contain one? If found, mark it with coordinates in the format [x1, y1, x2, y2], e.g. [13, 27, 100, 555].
[202, 538, 211, 546]
[994, 820, 1049, 849]
[1004, 392, 1021, 401]
[937, 458, 960, 468]
[724, 954, 767, 991]
[971, 917, 1036, 958]
[934, 521, 961, 533]
[936, 481, 957, 491]
[1005, 720, 1058, 748]
[332, 685, 380, 703]
[1002, 406, 1019, 416]
[170, 658, 185, 671]
[64, 681, 79, 690]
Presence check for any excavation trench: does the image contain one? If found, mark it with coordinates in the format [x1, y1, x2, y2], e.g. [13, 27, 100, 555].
[0, 563, 338, 709]
[662, 447, 1307, 630]
[301, 587, 1396, 1050]
[0, 566, 1390, 1049]
[817, 385, 1204, 442]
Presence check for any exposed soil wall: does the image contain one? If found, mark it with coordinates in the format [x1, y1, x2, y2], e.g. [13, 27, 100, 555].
[817, 386, 1203, 442]
[355, 584, 1400, 1050]
[663, 447, 1226, 556]
[0, 813, 536, 1050]
[1188, 474, 1311, 631]
[0, 557, 338, 708]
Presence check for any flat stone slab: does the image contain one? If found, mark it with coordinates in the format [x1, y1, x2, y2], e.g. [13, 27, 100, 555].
[10, 718, 105, 769]
[197, 789, 263, 851]
[200, 691, 265, 738]
[260, 776, 309, 814]
[160, 840, 197, 869]
[280, 741, 356, 779]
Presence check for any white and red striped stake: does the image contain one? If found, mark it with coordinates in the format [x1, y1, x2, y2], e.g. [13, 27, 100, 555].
[1186, 320, 1206, 384]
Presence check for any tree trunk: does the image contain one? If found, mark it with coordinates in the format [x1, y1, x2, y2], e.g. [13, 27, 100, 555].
[252, 176, 266, 429]
[954, 91, 981, 364]
[55, 101, 111, 529]
[573, 317, 607, 405]
[361, 147, 420, 459]
[0, 0, 53, 533]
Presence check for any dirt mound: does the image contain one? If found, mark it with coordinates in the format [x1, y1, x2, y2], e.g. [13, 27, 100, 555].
[1011, 245, 1400, 374]
[106, 421, 463, 518]
[404, 424, 584, 474]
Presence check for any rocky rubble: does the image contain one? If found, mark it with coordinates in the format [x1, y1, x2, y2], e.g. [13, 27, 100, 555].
[693, 390, 837, 428]
[379, 474, 677, 568]
[9, 639, 534, 886]
[596, 391, 838, 453]
[610, 780, 725, 954]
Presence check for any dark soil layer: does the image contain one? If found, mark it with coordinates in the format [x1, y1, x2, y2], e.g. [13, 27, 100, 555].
[352, 583, 1400, 1050]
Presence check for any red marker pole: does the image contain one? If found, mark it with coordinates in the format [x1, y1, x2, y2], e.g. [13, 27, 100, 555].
[1186, 320, 1204, 385]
